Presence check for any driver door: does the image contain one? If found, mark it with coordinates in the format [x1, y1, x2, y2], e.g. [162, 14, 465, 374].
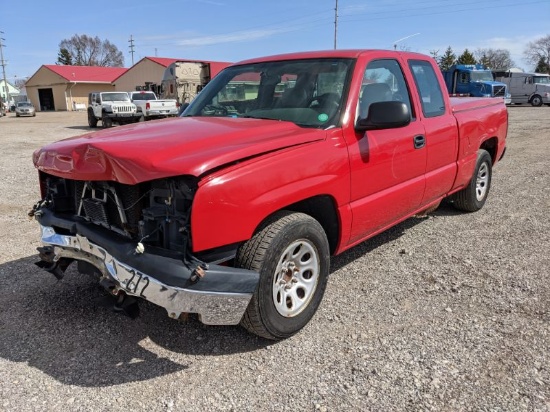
[345, 58, 427, 246]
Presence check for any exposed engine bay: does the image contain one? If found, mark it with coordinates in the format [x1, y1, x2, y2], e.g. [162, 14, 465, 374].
[31, 172, 259, 324]
[37, 172, 198, 255]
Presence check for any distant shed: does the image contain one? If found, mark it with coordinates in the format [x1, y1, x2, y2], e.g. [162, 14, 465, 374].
[24, 57, 232, 112]
[25, 65, 128, 111]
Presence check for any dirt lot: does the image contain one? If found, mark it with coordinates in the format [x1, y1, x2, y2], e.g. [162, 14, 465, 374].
[0, 108, 548, 411]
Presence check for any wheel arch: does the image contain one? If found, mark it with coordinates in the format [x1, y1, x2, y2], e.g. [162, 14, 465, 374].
[480, 136, 498, 164]
[254, 195, 340, 255]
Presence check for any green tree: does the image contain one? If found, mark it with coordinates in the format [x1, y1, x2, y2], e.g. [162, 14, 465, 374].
[56, 48, 73, 65]
[58, 34, 124, 67]
[534, 56, 550, 74]
[477, 51, 490, 68]
[457, 49, 476, 65]
[523, 34, 550, 73]
[474, 48, 514, 70]
[438, 46, 456, 71]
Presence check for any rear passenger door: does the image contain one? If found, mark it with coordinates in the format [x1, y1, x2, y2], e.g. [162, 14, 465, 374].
[345, 58, 427, 246]
[408, 59, 458, 205]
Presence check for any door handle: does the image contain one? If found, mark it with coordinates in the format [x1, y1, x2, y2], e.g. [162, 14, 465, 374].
[414, 135, 425, 149]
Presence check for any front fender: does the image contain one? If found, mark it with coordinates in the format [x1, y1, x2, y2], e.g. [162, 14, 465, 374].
[190, 130, 350, 252]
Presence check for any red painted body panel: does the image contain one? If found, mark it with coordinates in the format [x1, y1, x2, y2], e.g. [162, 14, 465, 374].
[450, 97, 508, 190]
[33, 117, 325, 184]
[33, 50, 508, 257]
[191, 128, 350, 252]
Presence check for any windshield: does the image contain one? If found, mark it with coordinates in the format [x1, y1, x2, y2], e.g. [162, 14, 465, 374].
[534, 76, 550, 84]
[131, 92, 156, 100]
[470, 71, 494, 82]
[102, 93, 130, 102]
[183, 58, 354, 128]
[17, 102, 32, 107]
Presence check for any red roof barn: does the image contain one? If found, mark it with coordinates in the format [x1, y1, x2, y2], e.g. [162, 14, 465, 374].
[25, 65, 129, 111]
[24, 57, 232, 112]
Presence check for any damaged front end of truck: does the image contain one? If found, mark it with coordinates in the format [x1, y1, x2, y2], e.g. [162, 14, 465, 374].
[30, 172, 259, 325]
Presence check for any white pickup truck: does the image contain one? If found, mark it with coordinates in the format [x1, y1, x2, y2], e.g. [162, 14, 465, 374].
[128, 91, 179, 120]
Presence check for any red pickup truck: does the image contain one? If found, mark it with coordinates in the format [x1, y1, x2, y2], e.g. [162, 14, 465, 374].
[31, 50, 507, 340]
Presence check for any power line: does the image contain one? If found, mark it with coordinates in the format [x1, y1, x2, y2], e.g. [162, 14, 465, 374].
[121, 0, 544, 55]
[339, 0, 546, 23]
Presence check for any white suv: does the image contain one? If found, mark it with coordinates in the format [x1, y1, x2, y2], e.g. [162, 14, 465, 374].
[87, 92, 141, 128]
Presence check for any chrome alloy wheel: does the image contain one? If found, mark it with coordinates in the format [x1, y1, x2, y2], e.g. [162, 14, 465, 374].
[272, 239, 320, 317]
[476, 161, 490, 201]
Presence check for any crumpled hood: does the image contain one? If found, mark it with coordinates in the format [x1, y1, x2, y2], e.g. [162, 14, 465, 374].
[33, 117, 326, 184]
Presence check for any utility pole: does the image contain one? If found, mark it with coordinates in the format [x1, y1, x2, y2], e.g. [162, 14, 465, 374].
[0, 32, 9, 106]
[128, 35, 135, 66]
[333, 0, 339, 49]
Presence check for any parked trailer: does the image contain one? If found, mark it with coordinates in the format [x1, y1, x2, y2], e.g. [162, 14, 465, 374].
[492, 71, 550, 106]
[161, 60, 231, 105]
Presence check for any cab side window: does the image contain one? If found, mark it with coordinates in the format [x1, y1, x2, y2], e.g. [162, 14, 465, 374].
[409, 60, 446, 118]
[359, 59, 413, 119]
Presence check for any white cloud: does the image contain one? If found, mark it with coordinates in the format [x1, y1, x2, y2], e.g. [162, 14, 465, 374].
[175, 28, 294, 47]
[470, 34, 544, 70]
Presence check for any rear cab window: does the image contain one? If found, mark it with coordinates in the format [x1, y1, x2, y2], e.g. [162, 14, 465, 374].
[408, 60, 446, 118]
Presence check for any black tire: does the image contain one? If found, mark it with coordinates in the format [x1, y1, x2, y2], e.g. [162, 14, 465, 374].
[450, 149, 492, 212]
[102, 116, 113, 128]
[236, 211, 330, 340]
[87, 110, 97, 128]
[530, 95, 543, 107]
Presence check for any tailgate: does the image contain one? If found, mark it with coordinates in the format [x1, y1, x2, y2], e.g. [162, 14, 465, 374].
[151, 100, 177, 109]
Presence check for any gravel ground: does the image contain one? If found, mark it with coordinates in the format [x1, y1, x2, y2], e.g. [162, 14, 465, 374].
[0, 107, 548, 412]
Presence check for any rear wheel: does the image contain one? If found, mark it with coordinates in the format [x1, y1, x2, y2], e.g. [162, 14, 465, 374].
[450, 149, 492, 212]
[530, 95, 543, 107]
[236, 212, 330, 340]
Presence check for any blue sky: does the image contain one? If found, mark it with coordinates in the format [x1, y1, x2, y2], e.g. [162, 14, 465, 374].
[1, 0, 548, 82]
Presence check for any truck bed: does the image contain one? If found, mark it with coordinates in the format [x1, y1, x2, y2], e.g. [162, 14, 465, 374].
[449, 96, 506, 113]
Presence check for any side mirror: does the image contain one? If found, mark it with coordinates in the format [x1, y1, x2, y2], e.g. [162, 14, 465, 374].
[355, 101, 410, 132]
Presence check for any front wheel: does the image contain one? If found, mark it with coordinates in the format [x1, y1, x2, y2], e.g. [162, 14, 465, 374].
[236, 212, 330, 340]
[450, 149, 492, 212]
[102, 115, 113, 128]
[530, 95, 543, 107]
[87, 110, 97, 128]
